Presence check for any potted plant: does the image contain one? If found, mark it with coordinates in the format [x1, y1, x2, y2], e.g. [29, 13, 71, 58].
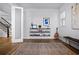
[38, 25, 42, 33]
[38, 25, 41, 28]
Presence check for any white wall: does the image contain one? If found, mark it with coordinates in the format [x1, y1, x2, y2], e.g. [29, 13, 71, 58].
[23, 8, 59, 39]
[59, 3, 79, 39]
[0, 3, 11, 23]
[0, 29, 7, 37]
[0, 3, 11, 37]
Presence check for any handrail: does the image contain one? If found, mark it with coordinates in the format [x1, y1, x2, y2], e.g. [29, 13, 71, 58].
[0, 17, 11, 38]
[0, 21, 8, 28]
[1, 17, 11, 26]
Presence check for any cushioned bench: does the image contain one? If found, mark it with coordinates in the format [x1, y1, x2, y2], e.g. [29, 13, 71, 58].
[63, 36, 79, 54]
[64, 36, 79, 43]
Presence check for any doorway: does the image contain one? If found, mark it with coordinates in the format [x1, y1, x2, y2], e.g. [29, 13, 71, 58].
[11, 6, 23, 43]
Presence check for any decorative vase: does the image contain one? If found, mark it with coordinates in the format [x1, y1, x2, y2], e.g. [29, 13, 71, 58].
[54, 28, 59, 39]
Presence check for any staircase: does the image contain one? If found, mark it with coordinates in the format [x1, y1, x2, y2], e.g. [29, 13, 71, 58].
[0, 16, 12, 54]
[0, 17, 11, 38]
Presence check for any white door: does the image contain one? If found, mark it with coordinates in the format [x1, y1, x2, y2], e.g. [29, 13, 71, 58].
[12, 6, 23, 43]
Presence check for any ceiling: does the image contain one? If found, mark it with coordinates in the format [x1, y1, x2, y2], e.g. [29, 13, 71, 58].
[0, 3, 64, 14]
[15, 3, 64, 9]
[0, 3, 64, 22]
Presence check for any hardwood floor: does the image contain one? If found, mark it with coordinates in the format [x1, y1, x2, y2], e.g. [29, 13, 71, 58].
[0, 37, 19, 55]
[11, 39, 76, 55]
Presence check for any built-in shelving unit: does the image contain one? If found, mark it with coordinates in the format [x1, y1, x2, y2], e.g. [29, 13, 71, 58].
[30, 28, 50, 37]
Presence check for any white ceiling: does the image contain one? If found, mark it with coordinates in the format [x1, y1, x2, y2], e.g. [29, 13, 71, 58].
[15, 3, 64, 9]
[0, 3, 64, 14]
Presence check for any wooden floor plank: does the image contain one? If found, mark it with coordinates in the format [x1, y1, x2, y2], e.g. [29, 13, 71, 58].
[11, 39, 76, 55]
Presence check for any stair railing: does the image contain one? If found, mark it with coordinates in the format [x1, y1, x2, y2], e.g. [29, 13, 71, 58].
[0, 17, 11, 38]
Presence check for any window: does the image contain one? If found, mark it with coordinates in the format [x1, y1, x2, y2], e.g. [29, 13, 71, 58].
[60, 11, 66, 26]
[71, 3, 79, 29]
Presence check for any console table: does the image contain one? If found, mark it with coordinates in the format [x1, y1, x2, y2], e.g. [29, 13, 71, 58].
[30, 28, 50, 37]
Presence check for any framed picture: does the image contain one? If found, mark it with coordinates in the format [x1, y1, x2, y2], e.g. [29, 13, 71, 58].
[43, 17, 50, 26]
[71, 3, 79, 30]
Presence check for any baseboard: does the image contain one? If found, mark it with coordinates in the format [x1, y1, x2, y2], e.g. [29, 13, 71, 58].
[12, 39, 23, 43]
